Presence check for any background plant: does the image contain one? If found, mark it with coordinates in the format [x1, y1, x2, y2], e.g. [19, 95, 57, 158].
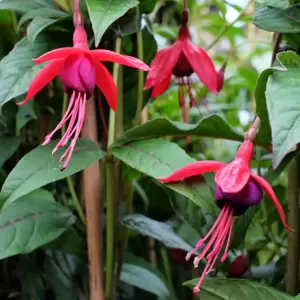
[0, 0, 299, 299]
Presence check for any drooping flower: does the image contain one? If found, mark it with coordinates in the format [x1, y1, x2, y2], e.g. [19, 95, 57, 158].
[19, 20, 150, 169]
[227, 255, 249, 278]
[158, 118, 292, 294]
[145, 8, 220, 121]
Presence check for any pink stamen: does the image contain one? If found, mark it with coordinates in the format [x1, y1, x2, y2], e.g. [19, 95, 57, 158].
[178, 78, 187, 122]
[52, 93, 81, 153]
[188, 78, 211, 114]
[178, 77, 190, 148]
[42, 90, 77, 145]
[207, 209, 232, 260]
[221, 210, 234, 262]
[42, 91, 87, 170]
[191, 204, 235, 295]
[60, 93, 87, 169]
[193, 256, 214, 294]
[193, 208, 228, 268]
[185, 77, 203, 118]
[186, 205, 229, 261]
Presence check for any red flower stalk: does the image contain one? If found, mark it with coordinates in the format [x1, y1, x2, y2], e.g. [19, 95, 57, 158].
[145, 8, 219, 121]
[19, 9, 150, 169]
[158, 118, 292, 294]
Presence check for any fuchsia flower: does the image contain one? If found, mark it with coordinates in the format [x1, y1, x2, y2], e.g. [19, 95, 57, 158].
[145, 8, 221, 121]
[19, 23, 150, 169]
[158, 118, 292, 294]
[227, 255, 249, 278]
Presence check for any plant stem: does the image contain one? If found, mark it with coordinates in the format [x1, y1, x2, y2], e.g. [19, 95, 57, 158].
[61, 94, 86, 225]
[66, 177, 86, 224]
[271, 33, 282, 64]
[105, 160, 115, 300]
[73, 0, 79, 11]
[107, 37, 121, 147]
[161, 247, 176, 300]
[206, 0, 251, 51]
[116, 65, 123, 138]
[184, 0, 188, 9]
[286, 155, 300, 295]
[133, 15, 144, 127]
[115, 181, 134, 288]
[82, 95, 105, 300]
[106, 36, 122, 300]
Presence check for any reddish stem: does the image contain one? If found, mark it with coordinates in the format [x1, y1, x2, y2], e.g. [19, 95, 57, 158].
[184, 0, 188, 9]
[81, 96, 105, 300]
[73, 0, 83, 26]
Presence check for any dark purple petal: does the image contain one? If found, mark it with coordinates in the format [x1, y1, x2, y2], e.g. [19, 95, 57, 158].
[214, 179, 263, 216]
[172, 52, 193, 77]
[215, 198, 248, 216]
[214, 184, 224, 201]
[225, 179, 263, 207]
[215, 179, 263, 207]
[60, 54, 96, 96]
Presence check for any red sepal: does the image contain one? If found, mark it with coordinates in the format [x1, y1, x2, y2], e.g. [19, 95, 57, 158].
[251, 174, 293, 232]
[91, 50, 150, 72]
[94, 60, 117, 111]
[182, 40, 218, 94]
[158, 161, 224, 183]
[18, 59, 65, 105]
[215, 159, 251, 194]
[33, 47, 84, 64]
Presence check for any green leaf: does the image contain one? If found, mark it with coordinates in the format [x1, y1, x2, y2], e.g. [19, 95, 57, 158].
[0, 197, 75, 259]
[16, 98, 38, 130]
[139, 0, 157, 14]
[0, 35, 56, 108]
[19, 256, 45, 300]
[264, 51, 300, 167]
[253, 4, 300, 33]
[255, 67, 274, 146]
[123, 214, 193, 251]
[1, 138, 105, 206]
[27, 17, 65, 43]
[18, 7, 68, 29]
[44, 227, 85, 258]
[85, 0, 138, 47]
[121, 253, 169, 299]
[257, 0, 290, 9]
[183, 278, 293, 299]
[0, 136, 21, 168]
[112, 138, 217, 213]
[44, 251, 82, 300]
[295, 294, 300, 300]
[112, 115, 268, 148]
[0, 0, 54, 13]
[19, 188, 56, 203]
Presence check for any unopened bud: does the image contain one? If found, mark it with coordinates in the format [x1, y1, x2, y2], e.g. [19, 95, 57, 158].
[245, 117, 260, 142]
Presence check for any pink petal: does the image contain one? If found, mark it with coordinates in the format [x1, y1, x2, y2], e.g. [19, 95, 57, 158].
[94, 60, 117, 111]
[182, 40, 218, 94]
[145, 42, 182, 89]
[90, 50, 151, 71]
[158, 161, 224, 183]
[215, 159, 251, 194]
[251, 174, 293, 232]
[33, 47, 85, 64]
[151, 74, 172, 98]
[18, 59, 65, 105]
